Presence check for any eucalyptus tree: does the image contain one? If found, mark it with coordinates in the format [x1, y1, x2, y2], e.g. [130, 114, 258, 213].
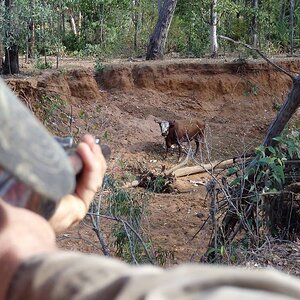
[210, 0, 218, 57]
[1, 0, 34, 73]
[61, 0, 81, 36]
[27, 0, 35, 60]
[3, 0, 19, 74]
[146, 0, 178, 60]
[132, 0, 140, 51]
[290, 0, 295, 55]
[251, 0, 258, 48]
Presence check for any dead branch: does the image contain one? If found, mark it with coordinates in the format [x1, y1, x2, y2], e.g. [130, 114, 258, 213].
[122, 180, 140, 189]
[263, 74, 300, 146]
[98, 213, 155, 264]
[219, 35, 296, 81]
[89, 188, 111, 256]
[172, 158, 236, 177]
[164, 154, 190, 176]
[120, 219, 139, 264]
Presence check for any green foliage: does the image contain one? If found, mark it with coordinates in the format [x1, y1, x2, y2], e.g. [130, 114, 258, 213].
[272, 101, 283, 112]
[62, 32, 83, 52]
[0, 0, 299, 62]
[102, 130, 109, 140]
[35, 94, 70, 135]
[145, 175, 169, 193]
[230, 127, 300, 194]
[176, 1, 209, 56]
[243, 81, 259, 97]
[77, 44, 102, 58]
[273, 128, 300, 160]
[34, 58, 53, 70]
[154, 247, 175, 266]
[106, 178, 150, 263]
[249, 144, 286, 192]
[208, 235, 254, 264]
[78, 110, 87, 120]
[38, 95, 66, 124]
[94, 59, 105, 73]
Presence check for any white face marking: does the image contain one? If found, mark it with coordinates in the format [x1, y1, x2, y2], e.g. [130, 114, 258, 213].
[159, 121, 170, 136]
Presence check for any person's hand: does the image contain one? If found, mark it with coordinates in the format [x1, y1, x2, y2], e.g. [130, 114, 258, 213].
[0, 200, 57, 300]
[49, 134, 107, 233]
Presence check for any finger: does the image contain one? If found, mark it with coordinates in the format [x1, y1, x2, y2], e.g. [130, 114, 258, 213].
[77, 142, 106, 174]
[75, 141, 107, 206]
[76, 142, 98, 172]
[80, 134, 96, 149]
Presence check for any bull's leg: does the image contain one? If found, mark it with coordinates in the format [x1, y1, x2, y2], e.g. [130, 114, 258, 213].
[177, 143, 182, 162]
[194, 139, 200, 155]
[194, 133, 204, 161]
[164, 141, 169, 159]
[164, 147, 168, 159]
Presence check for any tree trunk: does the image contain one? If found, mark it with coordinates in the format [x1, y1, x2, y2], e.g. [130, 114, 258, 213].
[27, 20, 35, 60]
[132, 0, 140, 52]
[70, 13, 77, 36]
[78, 11, 82, 36]
[0, 36, 4, 71]
[3, 0, 19, 74]
[62, 9, 66, 36]
[146, 0, 178, 60]
[263, 75, 300, 146]
[290, 0, 295, 56]
[100, 4, 104, 44]
[3, 45, 19, 74]
[251, 0, 258, 48]
[210, 0, 218, 58]
[25, 0, 35, 61]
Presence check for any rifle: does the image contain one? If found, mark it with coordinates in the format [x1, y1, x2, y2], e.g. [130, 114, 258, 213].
[0, 79, 110, 219]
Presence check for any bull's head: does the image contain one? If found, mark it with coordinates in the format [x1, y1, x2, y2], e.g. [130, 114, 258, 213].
[155, 120, 174, 137]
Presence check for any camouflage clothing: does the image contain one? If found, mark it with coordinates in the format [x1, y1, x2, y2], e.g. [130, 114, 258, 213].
[7, 252, 300, 300]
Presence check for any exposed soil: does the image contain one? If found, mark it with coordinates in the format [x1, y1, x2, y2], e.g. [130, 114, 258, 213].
[5, 56, 300, 270]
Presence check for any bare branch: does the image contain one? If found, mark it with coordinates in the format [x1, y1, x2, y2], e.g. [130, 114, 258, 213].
[88, 185, 111, 256]
[96, 213, 155, 264]
[120, 219, 139, 265]
[164, 153, 190, 176]
[219, 35, 296, 81]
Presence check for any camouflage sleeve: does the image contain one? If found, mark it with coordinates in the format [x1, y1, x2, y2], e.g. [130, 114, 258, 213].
[6, 251, 300, 300]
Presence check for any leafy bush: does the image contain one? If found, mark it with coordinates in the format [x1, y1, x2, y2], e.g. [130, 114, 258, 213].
[62, 32, 84, 52]
[230, 127, 300, 193]
[145, 175, 170, 193]
[94, 60, 105, 73]
[203, 127, 300, 264]
[105, 178, 151, 263]
[34, 58, 52, 70]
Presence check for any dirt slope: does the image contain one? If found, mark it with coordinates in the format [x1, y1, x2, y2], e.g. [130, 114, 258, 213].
[5, 57, 300, 266]
[95, 59, 297, 158]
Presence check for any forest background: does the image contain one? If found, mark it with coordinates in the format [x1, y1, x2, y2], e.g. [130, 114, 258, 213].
[0, 0, 299, 74]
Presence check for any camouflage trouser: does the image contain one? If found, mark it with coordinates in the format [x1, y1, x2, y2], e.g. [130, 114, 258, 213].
[7, 252, 300, 300]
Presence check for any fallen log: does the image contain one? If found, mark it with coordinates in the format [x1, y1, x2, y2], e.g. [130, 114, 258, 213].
[122, 180, 140, 189]
[164, 155, 190, 176]
[172, 159, 236, 177]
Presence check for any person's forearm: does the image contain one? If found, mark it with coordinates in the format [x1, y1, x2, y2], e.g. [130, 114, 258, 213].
[49, 195, 87, 233]
[0, 250, 21, 300]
